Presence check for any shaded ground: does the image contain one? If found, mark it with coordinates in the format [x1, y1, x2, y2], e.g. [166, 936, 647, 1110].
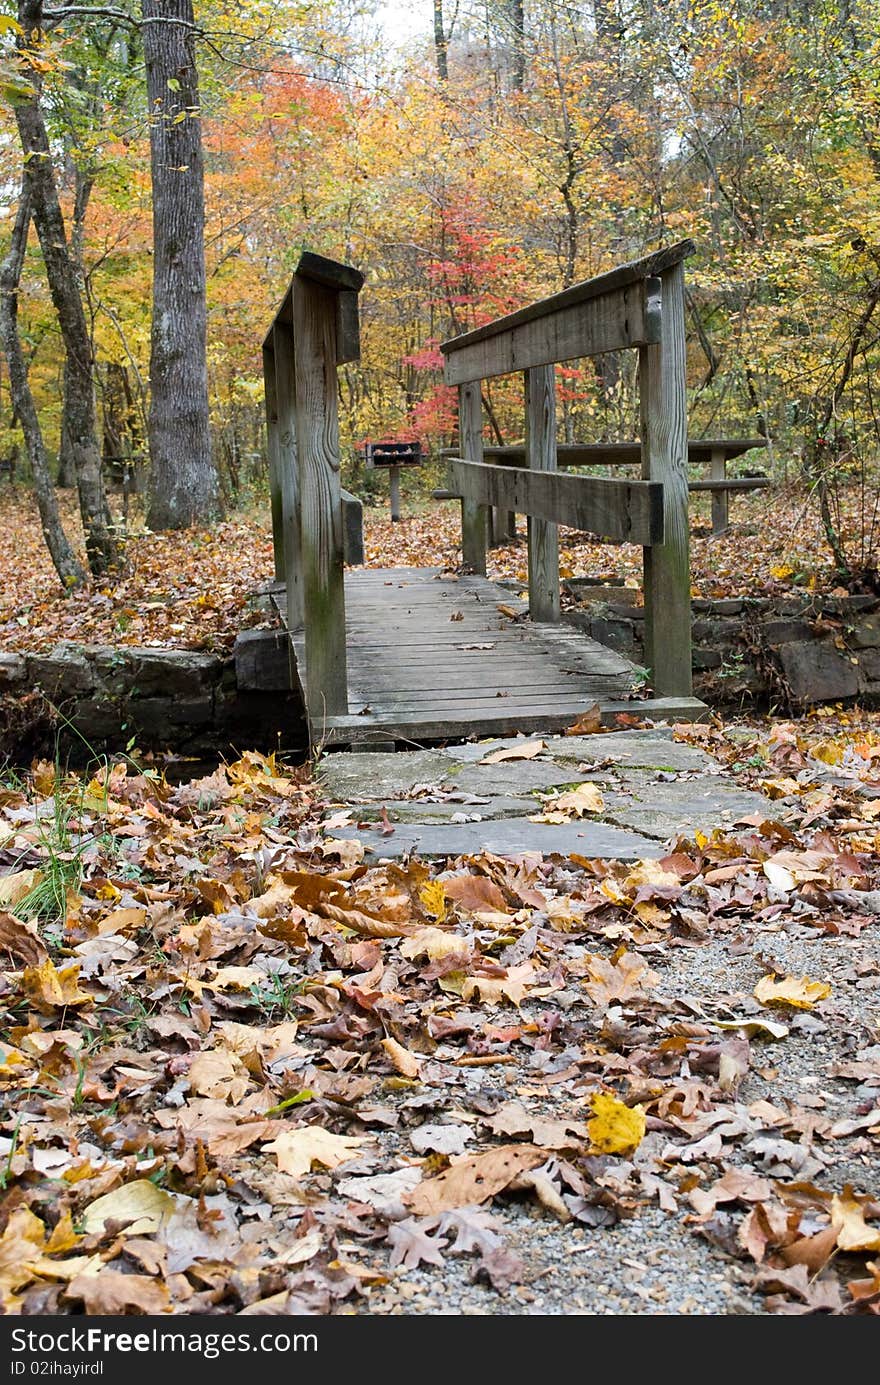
[0, 713, 878, 1316]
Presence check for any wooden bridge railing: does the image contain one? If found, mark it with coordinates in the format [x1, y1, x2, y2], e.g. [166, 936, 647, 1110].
[439, 240, 696, 699]
[262, 252, 365, 723]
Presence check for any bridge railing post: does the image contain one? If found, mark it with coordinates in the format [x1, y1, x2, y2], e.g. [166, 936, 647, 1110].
[271, 321, 304, 632]
[292, 274, 350, 722]
[262, 253, 364, 732]
[524, 363, 560, 622]
[640, 259, 693, 697]
[457, 381, 487, 575]
[261, 340, 285, 584]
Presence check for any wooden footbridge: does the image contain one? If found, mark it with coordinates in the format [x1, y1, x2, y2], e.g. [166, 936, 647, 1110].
[262, 243, 712, 750]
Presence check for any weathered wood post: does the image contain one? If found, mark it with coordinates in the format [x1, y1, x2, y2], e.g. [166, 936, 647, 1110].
[640, 253, 693, 697]
[290, 255, 364, 725]
[389, 463, 401, 522]
[271, 320, 304, 631]
[710, 444, 728, 535]
[524, 364, 560, 622]
[261, 341, 285, 583]
[458, 381, 487, 575]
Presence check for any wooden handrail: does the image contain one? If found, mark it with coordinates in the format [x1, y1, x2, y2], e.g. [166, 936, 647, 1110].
[446, 458, 664, 545]
[440, 241, 695, 358]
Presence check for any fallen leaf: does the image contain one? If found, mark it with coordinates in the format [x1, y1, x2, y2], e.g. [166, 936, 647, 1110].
[461, 961, 537, 1007]
[714, 1016, 790, 1040]
[410, 1122, 473, 1156]
[0, 1207, 49, 1308]
[564, 705, 603, 735]
[442, 874, 509, 914]
[406, 1144, 547, 1215]
[582, 950, 659, 1007]
[20, 959, 92, 1013]
[263, 1127, 365, 1179]
[529, 782, 604, 823]
[387, 1216, 447, 1270]
[65, 1270, 172, 1315]
[381, 1036, 421, 1079]
[81, 1179, 176, 1237]
[400, 925, 467, 962]
[187, 1046, 250, 1102]
[754, 974, 832, 1010]
[337, 1167, 423, 1218]
[831, 1189, 880, 1252]
[586, 1092, 646, 1155]
[0, 909, 47, 966]
[419, 880, 447, 921]
[473, 1244, 526, 1290]
[479, 738, 546, 764]
[0, 869, 41, 909]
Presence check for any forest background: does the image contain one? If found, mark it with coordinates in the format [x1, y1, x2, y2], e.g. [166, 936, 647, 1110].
[1, 0, 880, 593]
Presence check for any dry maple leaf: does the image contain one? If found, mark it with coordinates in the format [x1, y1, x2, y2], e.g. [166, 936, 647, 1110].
[0, 868, 41, 909]
[529, 782, 605, 824]
[754, 974, 832, 1010]
[461, 961, 537, 1007]
[582, 950, 659, 1007]
[20, 959, 92, 1014]
[262, 1127, 366, 1179]
[187, 1046, 250, 1102]
[831, 1189, 880, 1253]
[400, 925, 468, 962]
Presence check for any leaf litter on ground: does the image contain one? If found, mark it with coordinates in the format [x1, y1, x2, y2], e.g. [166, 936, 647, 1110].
[1, 689, 880, 1311]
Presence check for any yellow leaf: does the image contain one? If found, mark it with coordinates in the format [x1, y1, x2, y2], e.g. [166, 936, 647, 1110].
[418, 880, 447, 921]
[754, 974, 831, 1010]
[586, 1092, 646, 1155]
[811, 739, 844, 766]
[81, 1180, 175, 1237]
[0, 1208, 48, 1309]
[21, 960, 91, 1014]
[529, 782, 604, 823]
[831, 1191, 880, 1253]
[461, 961, 537, 1007]
[381, 1036, 421, 1078]
[207, 965, 264, 992]
[262, 1128, 365, 1179]
[771, 564, 795, 579]
[400, 926, 464, 962]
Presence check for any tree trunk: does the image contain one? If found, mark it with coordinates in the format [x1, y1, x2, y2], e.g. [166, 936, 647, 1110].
[510, 0, 525, 91]
[0, 188, 86, 589]
[58, 167, 94, 490]
[433, 0, 449, 80]
[13, 0, 118, 574]
[142, 0, 220, 529]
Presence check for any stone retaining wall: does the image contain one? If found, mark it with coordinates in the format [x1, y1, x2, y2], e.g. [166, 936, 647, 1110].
[563, 580, 880, 709]
[0, 629, 306, 764]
